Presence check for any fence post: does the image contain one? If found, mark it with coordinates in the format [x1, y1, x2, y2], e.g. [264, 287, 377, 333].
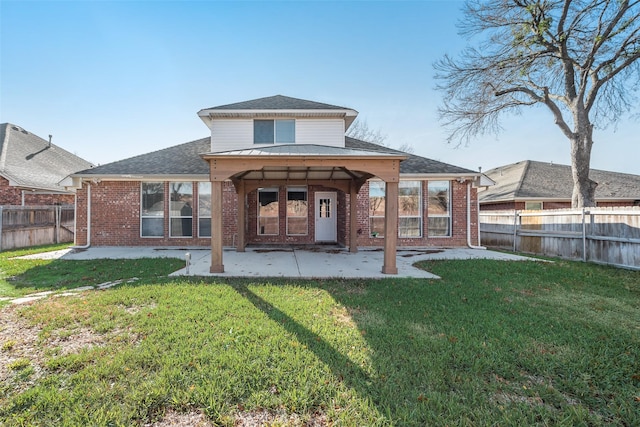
[582, 208, 587, 262]
[55, 206, 60, 244]
[512, 211, 519, 252]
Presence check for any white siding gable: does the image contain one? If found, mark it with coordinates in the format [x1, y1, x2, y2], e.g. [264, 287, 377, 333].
[296, 119, 345, 147]
[209, 118, 345, 152]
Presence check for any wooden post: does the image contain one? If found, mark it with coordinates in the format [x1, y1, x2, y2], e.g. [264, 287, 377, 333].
[382, 181, 398, 274]
[349, 181, 358, 253]
[237, 180, 246, 252]
[210, 180, 224, 273]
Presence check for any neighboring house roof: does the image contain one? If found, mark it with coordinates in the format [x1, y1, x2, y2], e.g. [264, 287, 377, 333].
[73, 136, 479, 179]
[479, 160, 640, 203]
[0, 123, 93, 192]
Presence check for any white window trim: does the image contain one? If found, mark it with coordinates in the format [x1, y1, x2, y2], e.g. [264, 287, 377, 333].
[198, 182, 212, 238]
[427, 181, 452, 238]
[254, 119, 296, 144]
[169, 182, 193, 238]
[286, 186, 308, 236]
[399, 180, 422, 238]
[258, 188, 279, 235]
[140, 182, 164, 238]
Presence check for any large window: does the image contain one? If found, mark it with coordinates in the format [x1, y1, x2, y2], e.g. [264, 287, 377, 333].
[369, 181, 422, 238]
[369, 181, 386, 237]
[254, 119, 295, 144]
[169, 182, 193, 237]
[287, 187, 308, 235]
[198, 182, 211, 237]
[428, 181, 451, 237]
[141, 182, 164, 237]
[399, 181, 422, 237]
[258, 188, 279, 235]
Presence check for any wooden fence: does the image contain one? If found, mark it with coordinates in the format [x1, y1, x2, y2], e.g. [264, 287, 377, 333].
[0, 205, 75, 251]
[480, 207, 640, 270]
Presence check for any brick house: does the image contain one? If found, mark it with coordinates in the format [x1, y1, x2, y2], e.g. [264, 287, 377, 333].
[0, 123, 93, 206]
[479, 160, 640, 210]
[67, 96, 488, 274]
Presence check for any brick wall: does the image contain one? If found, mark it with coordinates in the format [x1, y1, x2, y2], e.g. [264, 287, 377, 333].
[75, 179, 480, 248]
[0, 176, 75, 206]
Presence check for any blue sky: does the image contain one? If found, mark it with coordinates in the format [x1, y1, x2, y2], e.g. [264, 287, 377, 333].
[1, 0, 637, 174]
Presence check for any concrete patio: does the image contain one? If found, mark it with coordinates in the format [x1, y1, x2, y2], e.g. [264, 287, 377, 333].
[27, 246, 539, 279]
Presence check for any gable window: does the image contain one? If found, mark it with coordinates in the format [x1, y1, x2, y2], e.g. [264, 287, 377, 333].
[141, 182, 164, 237]
[254, 119, 295, 144]
[169, 182, 193, 237]
[198, 182, 211, 237]
[287, 187, 308, 235]
[399, 181, 422, 237]
[258, 188, 279, 235]
[428, 181, 451, 237]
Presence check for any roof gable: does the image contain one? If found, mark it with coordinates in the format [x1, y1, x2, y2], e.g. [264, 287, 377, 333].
[197, 95, 359, 130]
[0, 123, 93, 192]
[201, 95, 352, 111]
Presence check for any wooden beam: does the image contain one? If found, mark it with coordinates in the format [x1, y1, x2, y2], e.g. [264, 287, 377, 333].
[349, 181, 358, 253]
[236, 180, 246, 252]
[210, 180, 224, 273]
[382, 181, 398, 274]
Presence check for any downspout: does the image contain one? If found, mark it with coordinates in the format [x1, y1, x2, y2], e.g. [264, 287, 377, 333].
[467, 180, 485, 249]
[72, 180, 91, 249]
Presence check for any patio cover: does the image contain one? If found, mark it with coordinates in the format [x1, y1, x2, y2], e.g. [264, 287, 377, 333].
[201, 144, 408, 274]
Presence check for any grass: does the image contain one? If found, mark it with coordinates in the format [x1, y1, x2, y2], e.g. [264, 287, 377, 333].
[0, 244, 185, 300]
[0, 245, 639, 426]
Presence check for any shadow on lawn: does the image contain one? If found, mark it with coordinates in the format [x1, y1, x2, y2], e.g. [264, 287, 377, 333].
[232, 280, 449, 425]
[235, 283, 373, 388]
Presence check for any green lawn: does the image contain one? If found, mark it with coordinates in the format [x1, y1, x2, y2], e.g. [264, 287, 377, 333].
[1, 246, 638, 426]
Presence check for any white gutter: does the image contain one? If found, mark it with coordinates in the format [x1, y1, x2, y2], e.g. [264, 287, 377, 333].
[467, 180, 486, 250]
[72, 181, 91, 249]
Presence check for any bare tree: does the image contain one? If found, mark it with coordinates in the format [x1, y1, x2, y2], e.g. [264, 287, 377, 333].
[347, 118, 415, 153]
[347, 118, 388, 145]
[435, 0, 640, 207]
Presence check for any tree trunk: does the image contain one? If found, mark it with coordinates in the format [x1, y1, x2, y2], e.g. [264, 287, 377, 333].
[570, 134, 597, 208]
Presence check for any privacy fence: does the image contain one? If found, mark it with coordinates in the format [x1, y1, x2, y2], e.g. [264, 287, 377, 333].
[480, 207, 640, 270]
[0, 205, 75, 251]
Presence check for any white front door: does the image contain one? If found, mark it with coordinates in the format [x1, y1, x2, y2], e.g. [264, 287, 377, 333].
[315, 191, 337, 242]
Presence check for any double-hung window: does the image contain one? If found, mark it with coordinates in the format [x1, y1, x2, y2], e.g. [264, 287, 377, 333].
[198, 182, 212, 237]
[286, 187, 308, 235]
[368, 181, 386, 237]
[258, 188, 279, 235]
[369, 181, 422, 238]
[399, 181, 422, 237]
[427, 181, 451, 237]
[169, 182, 193, 237]
[141, 182, 164, 237]
[254, 119, 295, 144]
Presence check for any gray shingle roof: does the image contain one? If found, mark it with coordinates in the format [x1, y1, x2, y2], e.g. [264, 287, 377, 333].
[75, 137, 211, 176]
[0, 123, 93, 192]
[345, 137, 477, 175]
[76, 136, 478, 178]
[201, 95, 352, 111]
[480, 160, 640, 203]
